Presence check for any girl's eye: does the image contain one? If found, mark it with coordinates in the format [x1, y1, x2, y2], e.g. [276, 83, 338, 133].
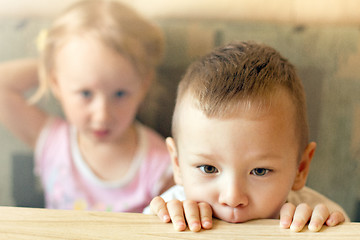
[197, 165, 218, 174]
[251, 168, 270, 176]
[81, 90, 92, 98]
[115, 90, 126, 98]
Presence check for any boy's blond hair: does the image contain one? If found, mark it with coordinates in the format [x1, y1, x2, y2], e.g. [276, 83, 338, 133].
[34, 0, 164, 101]
[173, 41, 309, 154]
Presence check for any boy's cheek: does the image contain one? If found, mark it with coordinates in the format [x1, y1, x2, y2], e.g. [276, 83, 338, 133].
[184, 184, 210, 203]
[172, 165, 183, 185]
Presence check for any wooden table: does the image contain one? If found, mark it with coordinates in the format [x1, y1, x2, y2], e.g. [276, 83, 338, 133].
[0, 206, 359, 239]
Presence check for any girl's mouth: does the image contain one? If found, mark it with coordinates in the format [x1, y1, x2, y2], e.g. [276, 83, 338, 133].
[93, 129, 110, 138]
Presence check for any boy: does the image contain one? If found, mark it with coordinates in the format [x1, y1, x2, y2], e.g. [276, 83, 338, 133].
[147, 41, 349, 232]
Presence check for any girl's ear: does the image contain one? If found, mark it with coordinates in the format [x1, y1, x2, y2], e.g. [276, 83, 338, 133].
[142, 69, 155, 94]
[166, 137, 182, 185]
[137, 70, 155, 103]
[49, 75, 61, 100]
[145, 69, 155, 86]
[292, 142, 317, 191]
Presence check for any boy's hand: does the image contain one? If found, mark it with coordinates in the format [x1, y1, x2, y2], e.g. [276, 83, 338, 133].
[150, 196, 212, 232]
[150, 197, 345, 232]
[279, 203, 345, 232]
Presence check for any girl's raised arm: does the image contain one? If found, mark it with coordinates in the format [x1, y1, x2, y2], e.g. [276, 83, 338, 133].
[0, 58, 48, 148]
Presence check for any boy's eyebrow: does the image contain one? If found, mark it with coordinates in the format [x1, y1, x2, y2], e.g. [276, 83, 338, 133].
[186, 152, 219, 162]
[248, 152, 286, 160]
[188, 151, 288, 163]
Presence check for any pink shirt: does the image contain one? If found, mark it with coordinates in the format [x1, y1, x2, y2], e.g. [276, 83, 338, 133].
[35, 117, 172, 213]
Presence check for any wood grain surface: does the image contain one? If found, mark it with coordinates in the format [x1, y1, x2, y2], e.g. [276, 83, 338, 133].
[0, 206, 359, 239]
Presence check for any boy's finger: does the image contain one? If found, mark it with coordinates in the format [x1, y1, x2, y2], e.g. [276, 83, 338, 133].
[326, 211, 345, 227]
[167, 200, 187, 231]
[290, 203, 312, 232]
[198, 202, 213, 229]
[150, 196, 170, 222]
[183, 200, 201, 232]
[308, 204, 329, 232]
[279, 203, 296, 229]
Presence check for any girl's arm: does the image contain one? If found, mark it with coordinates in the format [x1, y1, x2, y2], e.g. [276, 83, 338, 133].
[0, 58, 48, 148]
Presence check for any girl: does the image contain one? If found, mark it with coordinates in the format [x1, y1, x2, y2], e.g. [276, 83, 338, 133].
[0, 0, 173, 212]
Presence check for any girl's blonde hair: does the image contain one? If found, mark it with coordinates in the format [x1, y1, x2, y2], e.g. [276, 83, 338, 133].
[33, 0, 164, 102]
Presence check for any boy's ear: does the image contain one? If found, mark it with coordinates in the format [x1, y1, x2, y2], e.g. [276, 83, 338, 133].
[292, 142, 317, 191]
[165, 137, 182, 185]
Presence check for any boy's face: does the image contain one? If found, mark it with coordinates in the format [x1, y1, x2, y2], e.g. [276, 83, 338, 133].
[167, 89, 316, 223]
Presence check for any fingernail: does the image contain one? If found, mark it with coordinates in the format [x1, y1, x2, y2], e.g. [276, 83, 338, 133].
[190, 222, 201, 232]
[162, 214, 170, 222]
[174, 221, 186, 231]
[308, 223, 320, 232]
[202, 220, 212, 229]
[290, 222, 302, 232]
[326, 219, 334, 226]
[280, 219, 290, 228]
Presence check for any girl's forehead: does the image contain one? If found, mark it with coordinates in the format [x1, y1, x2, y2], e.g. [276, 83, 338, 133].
[56, 36, 135, 73]
[53, 39, 143, 90]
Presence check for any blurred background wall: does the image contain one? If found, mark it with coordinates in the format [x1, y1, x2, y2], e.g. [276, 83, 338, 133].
[0, 0, 360, 220]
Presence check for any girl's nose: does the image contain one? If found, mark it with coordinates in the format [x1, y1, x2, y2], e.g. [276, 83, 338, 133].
[218, 179, 248, 208]
[92, 97, 110, 124]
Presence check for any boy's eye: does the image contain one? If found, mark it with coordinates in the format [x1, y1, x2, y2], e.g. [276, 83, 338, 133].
[81, 90, 92, 98]
[197, 165, 218, 174]
[115, 90, 126, 98]
[251, 168, 270, 176]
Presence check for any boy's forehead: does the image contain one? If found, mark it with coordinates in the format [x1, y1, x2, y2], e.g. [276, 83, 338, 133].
[177, 88, 294, 119]
[175, 88, 298, 140]
[174, 89, 300, 164]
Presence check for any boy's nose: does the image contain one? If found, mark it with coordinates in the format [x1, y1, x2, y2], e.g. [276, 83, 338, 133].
[218, 179, 248, 208]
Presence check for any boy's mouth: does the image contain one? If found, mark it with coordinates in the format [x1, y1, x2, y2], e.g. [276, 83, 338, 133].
[213, 206, 250, 223]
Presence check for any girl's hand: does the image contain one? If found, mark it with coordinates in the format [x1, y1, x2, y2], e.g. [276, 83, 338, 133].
[149, 196, 213, 232]
[279, 202, 345, 232]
